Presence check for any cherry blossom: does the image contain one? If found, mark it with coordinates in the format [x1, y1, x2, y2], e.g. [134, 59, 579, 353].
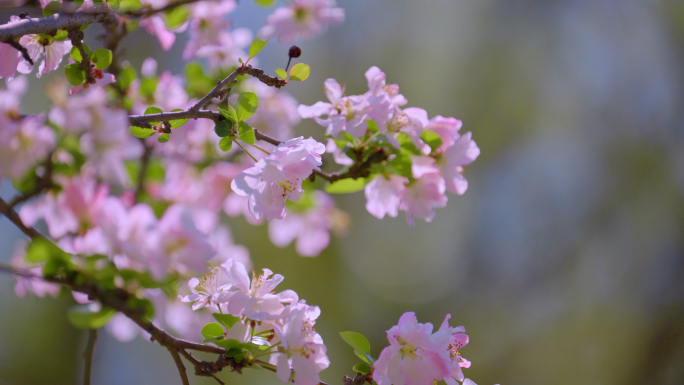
[17, 32, 72, 78]
[364, 174, 408, 220]
[231, 137, 325, 221]
[298, 78, 369, 137]
[373, 312, 452, 385]
[273, 309, 330, 385]
[260, 0, 344, 44]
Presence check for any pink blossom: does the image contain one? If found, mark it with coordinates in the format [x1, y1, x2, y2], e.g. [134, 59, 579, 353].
[178, 267, 231, 311]
[219, 259, 297, 320]
[364, 174, 408, 219]
[425, 116, 463, 153]
[438, 315, 471, 385]
[374, 312, 452, 385]
[364, 66, 406, 128]
[260, 0, 344, 44]
[438, 132, 480, 195]
[386, 107, 431, 154]
[140, 16, 176, 51]
[401, 158, 448, 226]
[17, 33, 72, 78]
[298, 78, 369, 137]
[231, 137, 325, 221]
[0, 42, 21, 78]
[268, 191, 345, 257]
[273, 309, 330, 385]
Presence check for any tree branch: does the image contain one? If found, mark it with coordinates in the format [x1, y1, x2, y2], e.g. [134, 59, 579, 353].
[0, 197, 44, 240]
[0, 12, 111, 42]
[83, 329, 98, 385]
[168, 346, 190, 385]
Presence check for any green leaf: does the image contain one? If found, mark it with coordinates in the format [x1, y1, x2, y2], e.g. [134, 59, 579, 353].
[325, 178, 369, 194]
[352, 363, 372, 375]
[215, 339, 242, 349]
[218, 136, 233, 152]
[254, 0, 275, 6]
[25, 238, 66, 264]
[385, 154, 412, 178]
[275, 68, 287, 80]
[144, 106, 163, 116]
[214, 120, 233, 137]
[42, 1, 62, 16]
[184, 62, 213, 96]
[70, 46, 83, 62]
[289, 63, 311, 81]
[218, 107, 236, 124]
[81, 43, 93, 56]
[140, 77, 158, 98]
[53, 29, 69, 41]
[201, 322, 225, 340]
[164, 5, 190, 29]
[420, 130, 442, 153]
[366, 119, 379, 134]
[237, 121, 255, 144]
[107, 0, 119, 11]
[67, 305, 116, 329]
[119, 0, 142, 12]
[125, 19, 139, 33]
[92, 48, 112, 70]
[157, 133, 170, 143]
[236, 92, 258, 121]
[225, 348, 244, 363]
[213, 314, 241, 329]
[340, 331, 371, 354]
[354, 350, 373, 364]
[64, 64, 85, 86]
[116, 65, 137, 90]
[71, 0, 85, 11]
[12, 168, 37, 194]
[248, 37, 269, 60]
[169, 109, 189, 128]
[129, 126, 155, 138]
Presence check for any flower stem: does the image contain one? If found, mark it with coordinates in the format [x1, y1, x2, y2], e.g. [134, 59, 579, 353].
[236, 140, 258, 162]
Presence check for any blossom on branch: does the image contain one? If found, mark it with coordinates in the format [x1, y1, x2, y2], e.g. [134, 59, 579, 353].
[231, 136, 325, 221]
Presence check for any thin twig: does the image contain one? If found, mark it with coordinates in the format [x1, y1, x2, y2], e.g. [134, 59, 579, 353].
[168, 346, 190, 385]
[0, 197, 44, 240]
[83, 329, 98, 385]
[134, 143, 153, 199]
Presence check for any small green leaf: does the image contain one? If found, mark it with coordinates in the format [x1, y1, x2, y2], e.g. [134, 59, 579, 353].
[42, 1, 62, 16]
[117, 65, 137, 90]
[53, 29, 69, 41]
[169, 109, 189, 128]
[144, 106, 163, 116]
[164, 5, 190, 29]
[340, 331, 371, 354]
[215, 120, 233, 137]
[129, 126, 156, 138]
[275, 68, 287, 80]
[70, 46, 83, 62]
[64, 64, 85, 86]
[71, 0, 85, 11]
[67, 305, 116, 329]
[354, 350, 374, 365]
[82, 43, 93, 56]
[157, 133, 170, 143]
[92, 48, 112, 70]
[219, 136, 233, 152]
[420, 130, 442, 153]
[254, 0, 275, 6]
[325, 178, 369, 194]
[201, 322, 225, 340]
[107, 0, 119, 11]
[228, 104, 238, 122]
[289, 63, 311, 81]
[140, 77, 158, 98]
[218, 107, 236, 124]
[237, 121, 255, 144]
[213, 314, 240, 329]
[225, 347, 244, 363]
[125, 19, 139, 33]
[215, 339, 242, 350]
[119, 0, 142, 12]
[248, 37, 269, 60]
[367, 119, 379, 134]
[236, 92, 258, 121]
[352, 363, 372, 375]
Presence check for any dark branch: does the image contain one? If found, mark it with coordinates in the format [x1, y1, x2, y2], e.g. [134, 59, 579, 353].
[168, 347, 190, 385]
[0, 197, 44, 240]
[0, 12, 111, 41]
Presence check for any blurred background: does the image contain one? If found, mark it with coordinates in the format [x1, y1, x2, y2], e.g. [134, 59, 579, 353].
[2, 0, 684, 384]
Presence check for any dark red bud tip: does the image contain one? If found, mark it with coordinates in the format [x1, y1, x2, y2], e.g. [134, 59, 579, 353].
[288, 45, 302, 59]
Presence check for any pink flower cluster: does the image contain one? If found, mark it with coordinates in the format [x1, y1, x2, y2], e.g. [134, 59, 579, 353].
[180, 260, 329, 385]
[231, 136, 325, 221]
[374, 312, 473, 385]
[260, 0, 345, 44]
[299, 67, 480, 225]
